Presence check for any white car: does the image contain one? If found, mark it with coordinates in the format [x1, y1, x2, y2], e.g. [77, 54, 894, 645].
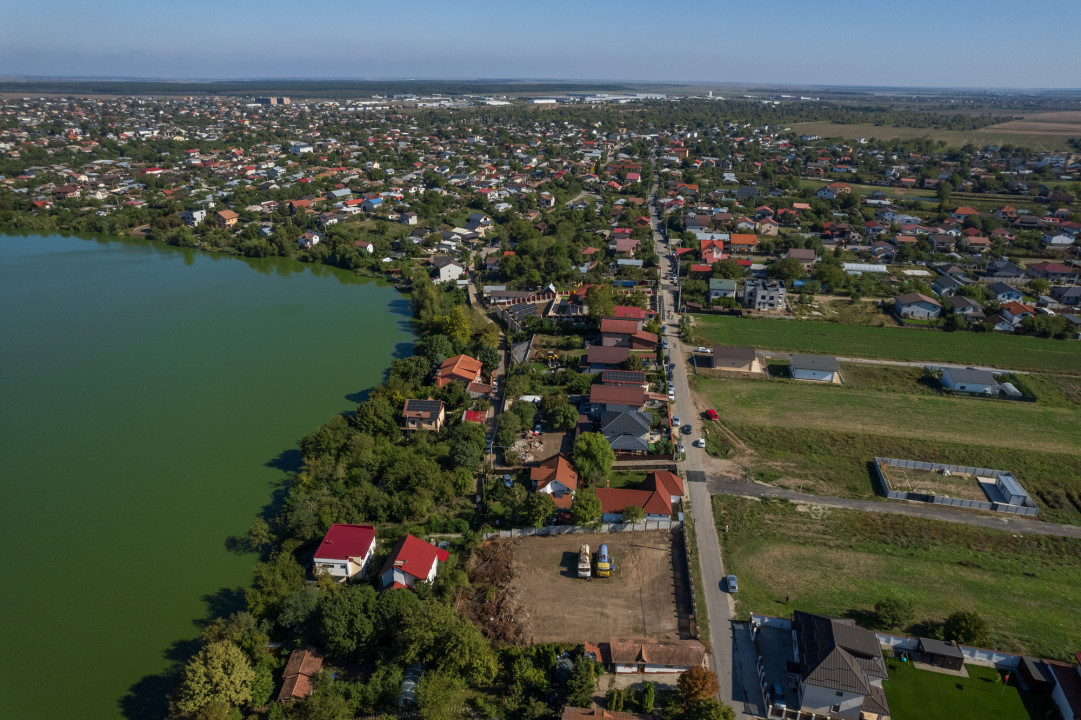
[696, 347, 711, 354]
[694, 438, 706, 448]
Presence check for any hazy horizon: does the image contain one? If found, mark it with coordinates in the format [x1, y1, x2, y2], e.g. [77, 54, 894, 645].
[4, 0, 1080, 90]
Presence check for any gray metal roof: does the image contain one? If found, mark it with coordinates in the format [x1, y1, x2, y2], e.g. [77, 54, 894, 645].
[790, 354, 840, 373]
[918, 637, 964, 658]
[712, 345, 756, 363]
[944, 367, 998, 386]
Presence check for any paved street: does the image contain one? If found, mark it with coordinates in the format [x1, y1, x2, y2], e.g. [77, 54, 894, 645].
[705, 474, 1081, 539]
[649, 159, 765, 719]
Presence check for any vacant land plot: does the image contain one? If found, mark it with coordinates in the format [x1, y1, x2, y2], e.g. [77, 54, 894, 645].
[881, 466, 989, 502]
[692, 373, 1081, 522]
[694, 315, 1081, 375]
[883, 659, 1030, 720]
[504, 531, 691, 644]
[790, 120, 1076, 152]
[713, 495, 1081, 659]
[695, 376, 1080, 456]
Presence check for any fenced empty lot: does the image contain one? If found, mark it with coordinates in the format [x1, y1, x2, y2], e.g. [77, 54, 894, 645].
[505, 531, 692, 644]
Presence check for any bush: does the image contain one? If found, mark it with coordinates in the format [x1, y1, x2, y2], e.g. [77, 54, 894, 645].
[875, 598, 915, 631]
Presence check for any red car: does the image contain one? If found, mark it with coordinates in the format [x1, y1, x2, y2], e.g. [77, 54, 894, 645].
[703, 409, 719, 421]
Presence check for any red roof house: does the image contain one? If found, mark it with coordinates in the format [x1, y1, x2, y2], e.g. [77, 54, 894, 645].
[436, 354, 483, 388]
[312, 524, 377, 580]
[380, 535, 449, 589]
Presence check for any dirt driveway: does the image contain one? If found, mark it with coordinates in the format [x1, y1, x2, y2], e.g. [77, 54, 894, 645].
[506, 531, 692, 644]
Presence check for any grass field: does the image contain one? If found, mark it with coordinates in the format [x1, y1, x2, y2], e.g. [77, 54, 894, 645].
[790, 120, 1078, 152]
[797, 178, 936, 198]
[691, 370, 1081, 523]
[883, 659, 1029, 720]
[713, 495, 1081, 660]
[695, 374, 1080, 456]
[694, 315, 1081, 375]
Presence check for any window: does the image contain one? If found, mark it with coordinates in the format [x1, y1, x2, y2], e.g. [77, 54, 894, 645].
[836, 692, 844, 697]
[832, 703, 841, 713]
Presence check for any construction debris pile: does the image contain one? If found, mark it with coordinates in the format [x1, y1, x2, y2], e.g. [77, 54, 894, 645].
[461, 540, 522, 644]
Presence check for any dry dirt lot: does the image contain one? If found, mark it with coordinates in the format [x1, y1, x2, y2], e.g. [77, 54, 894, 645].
[505, 531, 692, 644]
[881, 466, 988, 501]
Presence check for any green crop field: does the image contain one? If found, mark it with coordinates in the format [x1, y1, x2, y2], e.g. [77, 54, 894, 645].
[713, 496, 1081, 660]
[790, 121, 1077, 152]
[694, 315, 1081, 375]
[883, 660, 1030, 720]
[691, 370, 1081, 523]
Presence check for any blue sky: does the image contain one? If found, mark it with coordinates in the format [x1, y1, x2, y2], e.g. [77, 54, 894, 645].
[2, 0, 1079, 88]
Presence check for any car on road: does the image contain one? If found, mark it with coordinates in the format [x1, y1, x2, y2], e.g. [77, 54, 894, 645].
[726, 574, 738, 592]
[696, 346, 711, 354]
[694, 438, 706, 448]
[662, 338, 669, 349]
[703, 409, 719, 421]
[671, 415, 680, 427]
[677, 440, 685, 454]
[668, 391, 675, 402]
[681, 424, 692, 434]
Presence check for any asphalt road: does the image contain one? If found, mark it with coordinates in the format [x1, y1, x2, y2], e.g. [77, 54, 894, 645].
[649, 159, 765, 719]
[706, 474, 1081, 539]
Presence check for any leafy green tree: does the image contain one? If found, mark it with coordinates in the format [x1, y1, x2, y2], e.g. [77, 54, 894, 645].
[496, 412, 521, 448]
[477, 344, 501, 375]
[422, 334, 455, 364]
[415, 669, 467, 720]
[525, 492, 557, 527]
[1028, 278, 1050, 296]
[319, 584, 377, 659]
[606, 688, 624, 711]
[586, 284, 615, 320]
[389, 355, 432, 389]
[564, 656, 596, 707]
[622, 505, 646, 523]
[512, 400, 538, 428]
[573, 432, 615, 485]
[175, 641, 255, 714]
[943, 610, 989, 646]
[246, 548, 306, 619]
[684, 698, 735, 720]
[622, 354, 644, 371]
[246, 518, 272, 552]
[874, 598, 915, 631]
[570, 488, 602, 526]
[639, 681, 655, 713]
[552, 403, 579, 431]
[768, 257, 805, 283]
[278, 585, 323, 642]
[354, 395, 400, 439]
[712, 259, 744, 280]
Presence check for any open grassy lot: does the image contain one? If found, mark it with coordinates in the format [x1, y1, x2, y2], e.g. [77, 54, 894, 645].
[713, 495, 1081, 660]
[790, 120, 1077, 152]
[694, 315, 1081, 375]
[883, 659, 1029, 720]
[797, 178, 936, 198]
[692, 372, 1081, 522]
[695, 375, 1081, 456]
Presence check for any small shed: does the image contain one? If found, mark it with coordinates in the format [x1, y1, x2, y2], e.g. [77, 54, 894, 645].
[994, 473, 1030, 507]
[1019, 657, 1055, 692]
[917, 637, 964, 671]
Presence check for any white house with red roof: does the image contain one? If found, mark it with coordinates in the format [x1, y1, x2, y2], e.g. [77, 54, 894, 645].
[312, 524, 377, 580]
[380, 535, 449, 590]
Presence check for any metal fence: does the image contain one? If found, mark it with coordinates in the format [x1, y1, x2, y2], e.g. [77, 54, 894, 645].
[873, 457, 1038, 517]
[484, 519, 681, 540]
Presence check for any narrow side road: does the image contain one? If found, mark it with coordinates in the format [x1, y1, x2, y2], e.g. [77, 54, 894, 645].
[706, 474, 1081, 538]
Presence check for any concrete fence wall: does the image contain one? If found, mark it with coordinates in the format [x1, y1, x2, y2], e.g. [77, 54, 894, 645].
[873, 457, 1038, 517]
[484, 519, 681, 540]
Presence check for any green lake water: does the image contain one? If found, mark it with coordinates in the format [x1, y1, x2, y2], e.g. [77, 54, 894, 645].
[0, 233, 413, 719]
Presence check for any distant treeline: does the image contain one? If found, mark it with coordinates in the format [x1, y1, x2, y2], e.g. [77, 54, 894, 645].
[0, 79, 644, 98]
